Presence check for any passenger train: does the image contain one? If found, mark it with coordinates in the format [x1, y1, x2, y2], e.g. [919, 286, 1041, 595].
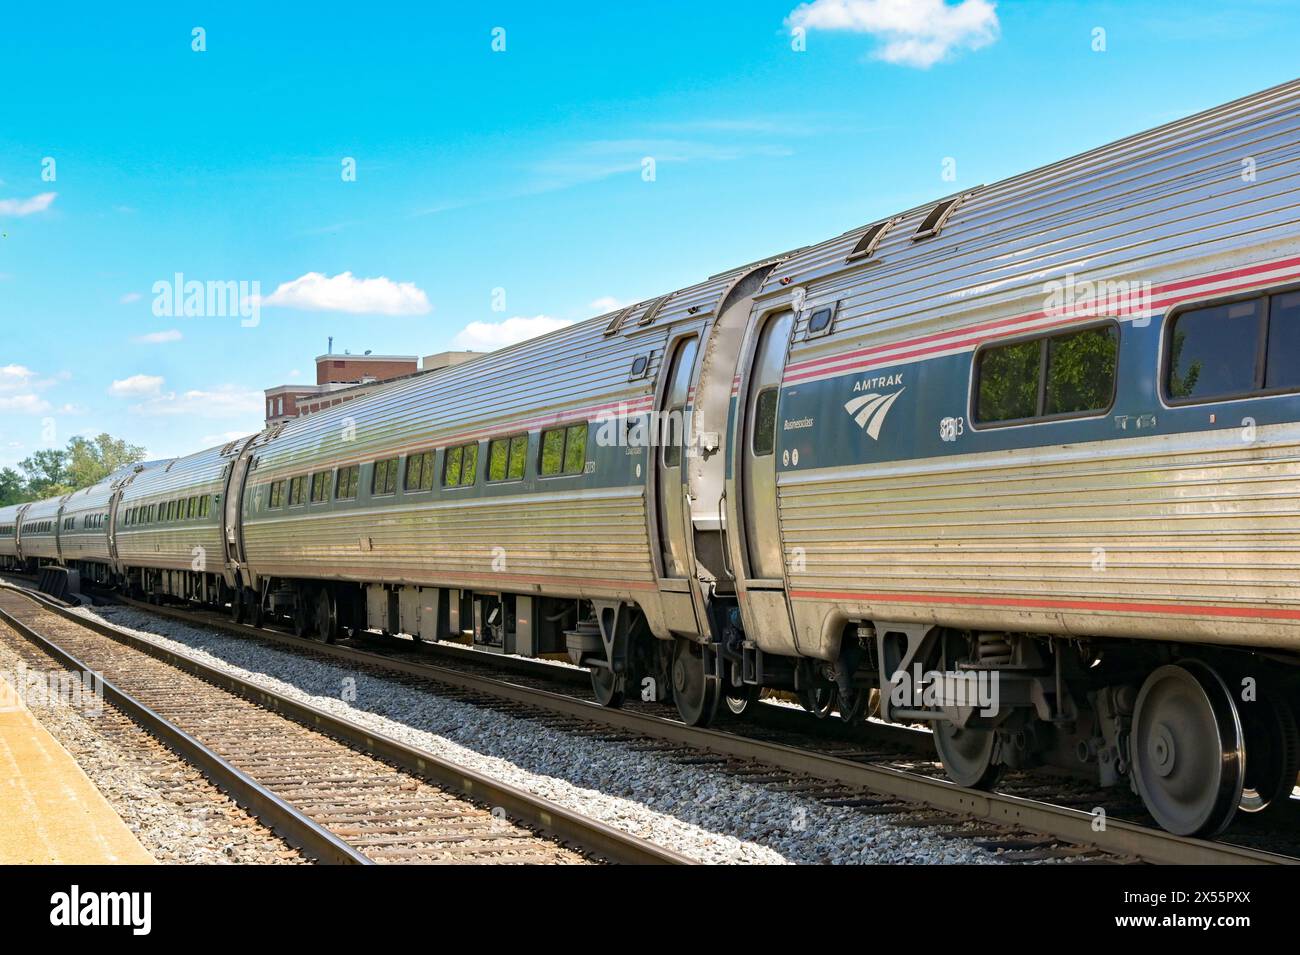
[5, 80, 1300, 837]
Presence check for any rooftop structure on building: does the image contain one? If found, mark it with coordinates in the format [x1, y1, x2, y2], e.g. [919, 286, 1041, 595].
[263, 349, 482, 427]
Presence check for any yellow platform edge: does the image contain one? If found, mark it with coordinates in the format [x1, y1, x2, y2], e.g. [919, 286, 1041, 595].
[0, 675, 156, 865]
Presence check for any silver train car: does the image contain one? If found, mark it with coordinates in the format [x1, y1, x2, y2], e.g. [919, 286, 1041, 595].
[17, 494, 66, 564]
[114, 444, 244, 603]
[0, 502, 27, 569]
[12, 79, 1300, 836]
[59, 465, 158, 584]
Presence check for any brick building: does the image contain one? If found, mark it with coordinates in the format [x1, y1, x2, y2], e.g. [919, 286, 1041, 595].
[264, 351, 480, 427]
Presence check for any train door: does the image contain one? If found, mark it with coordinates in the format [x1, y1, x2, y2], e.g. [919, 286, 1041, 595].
[742, 310, 793, 581]
[652, 333, 705, 637]
[657, 335, 699, 579]
[222, 436, 258, 581]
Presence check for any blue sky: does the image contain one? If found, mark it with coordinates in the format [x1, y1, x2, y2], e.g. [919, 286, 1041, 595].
[2, 0, 1297, 467]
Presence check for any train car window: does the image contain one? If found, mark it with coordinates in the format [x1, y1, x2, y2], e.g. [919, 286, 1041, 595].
[1044, 325, 1118, 416]
[288, 475, 307, 506]
[268, 481, 285, 508]
[662, 337, 699, 468]
[443, 445, 464, 486]
[488, 439, 508, 480]
[976, 323, 1117, 424]
[405, 451, 435, 491]
[335, 465, 359, 500]
[540, 423, 588, 476]
[805, 306, 835, 339]
[200, 495, 210, 517]
[563, 423, 587, 474]
[1266, 291, 1300, 390]
[187, 497, 197, 518]
[372, 457, 398, 495]
[540, 428, 565, 475]
[488, 434, 528, 482]
[1167, 299, 1262, 402]
[976, 339, 1040, 422]
[752, 388, 779, 456]
[310, 471, 330, 503]
[509, 436, 528, 479]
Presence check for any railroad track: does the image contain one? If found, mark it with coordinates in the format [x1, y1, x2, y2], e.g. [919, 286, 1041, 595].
[77, 587, 1300, 865]
[11, 576, 1299, 864]
[0, 584, 691, 865]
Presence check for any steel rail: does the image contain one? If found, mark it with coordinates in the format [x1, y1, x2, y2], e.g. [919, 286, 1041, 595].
[0, 584, 694, 866]
[28, 583, 1300, 865]
[0, 600, 371, 865]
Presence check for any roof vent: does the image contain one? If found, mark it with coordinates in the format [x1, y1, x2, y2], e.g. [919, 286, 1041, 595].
[638, 294, 672, 327]
[846, 218, 898, 262]
[912, 191, 975, 241]
[604, 304, 638, 336]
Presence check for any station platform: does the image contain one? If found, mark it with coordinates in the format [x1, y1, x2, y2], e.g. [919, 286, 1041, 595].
[0, 680, 154, 864]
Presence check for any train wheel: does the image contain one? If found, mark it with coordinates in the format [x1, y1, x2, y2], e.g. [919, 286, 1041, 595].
[292, 590, 315, 639]
[1239, 695, 1298, 817]
[795, 686, 837, 722]
[314, 589, 339, 644]
[248, 589, 265, 628]
[1131, 662, 1244, 837]
[672, 637, 719, 727]
[934, 720, 1003, 789]
[837, 687, 877, 724]
[722, 683, 760, 718]
[590, 666, 624, 708]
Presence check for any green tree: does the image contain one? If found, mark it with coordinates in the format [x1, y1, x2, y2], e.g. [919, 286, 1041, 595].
[6, 432, 148, 504]
[66, 433, 147, 488]
[0, 468, 23, 507]
[18, 448, 71, 498]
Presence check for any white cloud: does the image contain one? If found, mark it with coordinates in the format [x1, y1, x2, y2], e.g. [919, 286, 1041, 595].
[262, 271, 432, 315]
[452, 315, 574, 351]
[129, 384, 264, 419]
[108, 374, 165, 397]
[133, 329, 183, 344]
[0, 192, 57, 216]
[786, 0, 1000, 68]
[589, 296, 630, 313]
[0, 365, 61, 414]
[0, 394, 51, 414]
[120, 291, 142, 304]
[0, 365, 36, 392]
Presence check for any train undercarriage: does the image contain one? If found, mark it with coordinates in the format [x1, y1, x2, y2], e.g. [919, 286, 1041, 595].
[576, 598, 1300, 838]
[33, 558, 1300, 838]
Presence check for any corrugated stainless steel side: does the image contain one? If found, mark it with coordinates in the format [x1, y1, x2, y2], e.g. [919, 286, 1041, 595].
[17, 494, 66, 561]
[242, 285, 722, 595]
[58, 472, 119, 565]
[767, 79, 1300, 656]
[781, 424, 1300, 649]
[116, 445, 232, 573]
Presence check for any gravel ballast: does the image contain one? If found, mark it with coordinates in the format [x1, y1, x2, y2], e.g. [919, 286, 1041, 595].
[72, 604, 1010, 864]
[0, 626, 303, 864]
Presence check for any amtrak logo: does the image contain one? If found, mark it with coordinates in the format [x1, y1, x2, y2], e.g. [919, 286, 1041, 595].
[844, 388, 905, 440]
